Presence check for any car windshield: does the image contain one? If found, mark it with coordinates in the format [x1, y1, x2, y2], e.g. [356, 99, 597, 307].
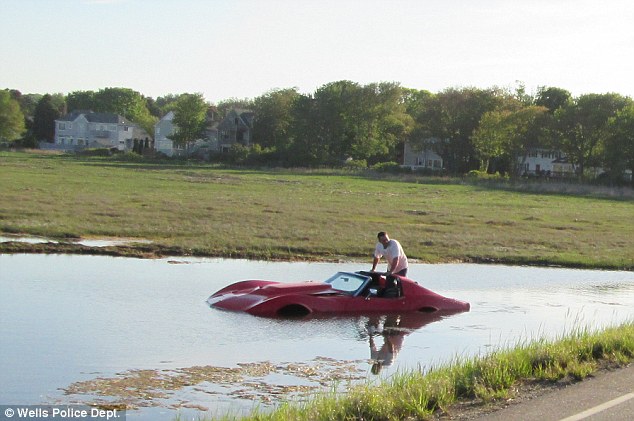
[323, 272, 369, 295]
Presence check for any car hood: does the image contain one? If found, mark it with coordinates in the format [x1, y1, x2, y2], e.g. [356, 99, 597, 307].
[257, 282, 332, 295]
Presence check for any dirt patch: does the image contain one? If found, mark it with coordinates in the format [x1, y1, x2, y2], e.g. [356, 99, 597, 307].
[435, 362, 628, 420]
[434, 379, 564, 420]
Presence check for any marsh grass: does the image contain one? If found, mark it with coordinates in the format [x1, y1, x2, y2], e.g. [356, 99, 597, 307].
[214, 322, 633, 421]
[1, 151, 633, 268]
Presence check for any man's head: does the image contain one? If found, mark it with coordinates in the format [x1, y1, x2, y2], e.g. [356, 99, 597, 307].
[377, 232, 390, 247]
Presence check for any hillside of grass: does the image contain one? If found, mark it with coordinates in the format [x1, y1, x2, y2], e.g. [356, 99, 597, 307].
[1, 150, 633, 269]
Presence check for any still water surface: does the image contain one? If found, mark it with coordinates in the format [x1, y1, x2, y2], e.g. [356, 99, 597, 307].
[1, 254, 633, 420]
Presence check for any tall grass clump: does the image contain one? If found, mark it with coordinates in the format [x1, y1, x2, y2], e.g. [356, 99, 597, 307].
[222, 322, 633, 421]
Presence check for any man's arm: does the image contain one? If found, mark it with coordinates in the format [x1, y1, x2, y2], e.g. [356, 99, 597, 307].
[371, 256, 380, 271]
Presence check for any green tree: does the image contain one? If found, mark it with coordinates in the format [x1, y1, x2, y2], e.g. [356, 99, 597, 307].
[555, 93, 631, 178]
[604, 104, 634, 186]
[474, 105, 549, 175]
[404, 89, 440, 159]
[534, 86, 572, 114]
[472, 109, 512, 172]
[93, 87, 156, 135]
[512, 81, 534, 106]
[355, 82, 414, 163]
[169, 93, 208, 149]
[154, 94, 182, 116]
[287, 93, 326, 165]
[288, 81, 363, 165]
[145, 96, 162, 119]
[33, 94, 65, 142]
[251, 88, 299, 151]
[0, 89, 26, 141]
[66, 90, 95, 112]
[420, 87, 508, 174]
[217, 98, 254, 118]
[287, 81, 414, 166]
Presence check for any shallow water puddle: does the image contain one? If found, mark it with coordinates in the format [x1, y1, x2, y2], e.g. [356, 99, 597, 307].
[2, 254, 632, 420]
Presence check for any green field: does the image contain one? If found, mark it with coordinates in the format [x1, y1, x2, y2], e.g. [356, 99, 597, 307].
[1, 150, 633, 269]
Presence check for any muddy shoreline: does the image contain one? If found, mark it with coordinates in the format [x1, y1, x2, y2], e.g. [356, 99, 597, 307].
[1, 239, 632, 271]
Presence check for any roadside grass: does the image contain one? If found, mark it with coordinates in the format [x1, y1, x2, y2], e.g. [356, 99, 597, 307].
[211, 321, 634, 421]
[1, 150, 633, 269]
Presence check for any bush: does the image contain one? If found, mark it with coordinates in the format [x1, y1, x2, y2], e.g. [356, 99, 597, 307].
[76, 148, 114, 157]
[467, 170, 508, 180]
[344, 159, 367, 170]
[371, 161, 404, 173]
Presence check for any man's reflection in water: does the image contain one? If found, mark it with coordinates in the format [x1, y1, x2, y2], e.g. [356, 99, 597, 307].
[368, 314, 405, 374]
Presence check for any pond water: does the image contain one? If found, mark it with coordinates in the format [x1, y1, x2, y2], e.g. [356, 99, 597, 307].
[1, 254, 633, 420]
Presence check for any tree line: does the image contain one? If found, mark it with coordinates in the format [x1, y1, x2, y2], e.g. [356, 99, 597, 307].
[1, 82, 633, 184]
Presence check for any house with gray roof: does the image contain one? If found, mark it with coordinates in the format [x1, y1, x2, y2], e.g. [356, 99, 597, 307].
[53, 110, 150, 151]
[217, 109, 254, 153]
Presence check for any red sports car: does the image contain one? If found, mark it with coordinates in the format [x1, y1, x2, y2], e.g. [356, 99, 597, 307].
[207, 271, 470, 317]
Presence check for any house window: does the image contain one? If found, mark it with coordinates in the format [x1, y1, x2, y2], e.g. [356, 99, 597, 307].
[59, 122, 66, 130]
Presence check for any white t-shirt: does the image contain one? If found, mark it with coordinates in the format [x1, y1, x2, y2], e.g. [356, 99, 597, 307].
[374, 239, 408, 273]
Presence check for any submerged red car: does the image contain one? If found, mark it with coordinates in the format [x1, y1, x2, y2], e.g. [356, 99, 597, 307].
[207, 271, 470, 317]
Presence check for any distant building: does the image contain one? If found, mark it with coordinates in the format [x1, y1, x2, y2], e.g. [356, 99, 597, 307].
[52, 110, 149, 151]
[402, 139, 444, 170]
[518, 148, 574, 177]
[154, 109, 220, 157]
[216, 109, 255, 153]
[154, 111, 179, 156]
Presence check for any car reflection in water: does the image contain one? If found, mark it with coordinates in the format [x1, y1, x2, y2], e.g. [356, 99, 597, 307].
[364, 310, 465, 374]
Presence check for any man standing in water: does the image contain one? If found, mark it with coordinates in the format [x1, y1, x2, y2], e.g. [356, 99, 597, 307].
[371, 232, 408, 277]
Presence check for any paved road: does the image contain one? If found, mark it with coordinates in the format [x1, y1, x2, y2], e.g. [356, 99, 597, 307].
[471, 364, 634, 421]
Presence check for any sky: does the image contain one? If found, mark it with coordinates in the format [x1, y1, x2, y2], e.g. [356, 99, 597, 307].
[2, 0, 634, 103]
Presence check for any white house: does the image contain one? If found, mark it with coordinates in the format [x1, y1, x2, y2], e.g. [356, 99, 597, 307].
[518, 148, 574, 177]
[154, 111, 178, 156]
[53, 110, 148, 151]
[402, 140, 444, 170]
[154, 110, 220, 157]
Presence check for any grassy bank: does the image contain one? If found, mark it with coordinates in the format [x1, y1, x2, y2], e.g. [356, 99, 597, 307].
[1, 150, 633, 269]
[221, 322, 633, 421]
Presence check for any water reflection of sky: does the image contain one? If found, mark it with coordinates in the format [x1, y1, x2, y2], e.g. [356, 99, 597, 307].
[1, 254, 632, 420]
